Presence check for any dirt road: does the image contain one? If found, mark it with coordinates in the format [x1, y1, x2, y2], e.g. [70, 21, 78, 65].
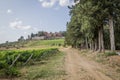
[61, 48, 113, 80]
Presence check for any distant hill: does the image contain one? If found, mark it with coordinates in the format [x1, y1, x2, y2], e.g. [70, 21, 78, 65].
[27, 31, 66, 40]
[0, 31, 66, 49]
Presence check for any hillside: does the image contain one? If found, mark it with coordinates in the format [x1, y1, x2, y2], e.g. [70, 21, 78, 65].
[0, 39, 65, 50]
[25, 39, 64, 47]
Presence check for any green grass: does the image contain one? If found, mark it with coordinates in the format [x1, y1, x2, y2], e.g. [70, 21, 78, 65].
[26, 39, 64, 47]
[19, 52, 66, 80]
[104, 51, 117, 57]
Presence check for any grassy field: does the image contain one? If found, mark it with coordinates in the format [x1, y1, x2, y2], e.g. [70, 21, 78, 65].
[25, 39, 64, 47]
[22, 39, 65, 50]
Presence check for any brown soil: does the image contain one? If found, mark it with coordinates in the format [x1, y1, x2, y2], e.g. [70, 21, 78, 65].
[60, 48, 113, 80]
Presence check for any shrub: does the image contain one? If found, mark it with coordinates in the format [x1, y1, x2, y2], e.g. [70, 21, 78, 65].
[4, 67, 20, 77]
[0, 61, 8, 69]
[104, 51, 118, 57]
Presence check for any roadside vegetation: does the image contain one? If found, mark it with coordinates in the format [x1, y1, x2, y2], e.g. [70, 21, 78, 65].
[19, 51, 66, 80]
[0, 48, 61, 79]
[78, 49, 120, 80]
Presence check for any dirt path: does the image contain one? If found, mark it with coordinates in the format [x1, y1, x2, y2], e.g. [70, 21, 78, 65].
[60, 48, 113, 80]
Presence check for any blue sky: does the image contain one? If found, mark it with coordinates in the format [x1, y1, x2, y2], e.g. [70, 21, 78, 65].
[0, 0, 73, 43]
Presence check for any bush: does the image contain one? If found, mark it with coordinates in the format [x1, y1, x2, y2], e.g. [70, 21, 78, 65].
[104, 51, 117, 57]
[4, 67, 20, 77]
[0, 61, 8, 69]
[58, 43, 61, 46]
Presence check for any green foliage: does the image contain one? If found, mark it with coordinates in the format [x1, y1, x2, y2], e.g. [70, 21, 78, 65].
[4, 67, 20, 77]
[66, 0, 120, 50]
[104, 52, 118, 57]
[0, 48, 59, 77]
[2, 48, 59, 66]
[0, 61, 8, 69]
[66, 0, 100, 48]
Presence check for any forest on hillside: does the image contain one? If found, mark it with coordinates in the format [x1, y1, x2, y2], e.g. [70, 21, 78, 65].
[65, 0, 120, 52]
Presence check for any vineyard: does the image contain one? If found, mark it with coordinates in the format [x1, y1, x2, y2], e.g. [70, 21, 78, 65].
[0, 48, 59, 78]
[26, 39, 64, 47]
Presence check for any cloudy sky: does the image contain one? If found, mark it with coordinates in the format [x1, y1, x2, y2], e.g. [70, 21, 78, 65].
[0, 0, 74, 43]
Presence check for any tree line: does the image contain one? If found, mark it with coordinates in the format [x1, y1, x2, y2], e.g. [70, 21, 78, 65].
[65, 0, 120, 52]
[17, 31, 66, 42]
[27, 31, 66, 40]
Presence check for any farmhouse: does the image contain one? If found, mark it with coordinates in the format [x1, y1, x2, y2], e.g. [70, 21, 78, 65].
[32, 36, 45, 40]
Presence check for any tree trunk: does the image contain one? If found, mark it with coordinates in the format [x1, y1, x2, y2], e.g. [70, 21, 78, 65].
[98, 26, 104, 52]
[90, 42, 92, 50]
[94, 39, 98, 51]
[101, 26, 105, 52]
[98, 28, 102, 52]
[91, 41, 94, 51]
[109, 16, 115, 52]
[85, 37, 89, 49]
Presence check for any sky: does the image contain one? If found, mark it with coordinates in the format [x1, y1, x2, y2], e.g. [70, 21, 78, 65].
[0, 0, 74, 43]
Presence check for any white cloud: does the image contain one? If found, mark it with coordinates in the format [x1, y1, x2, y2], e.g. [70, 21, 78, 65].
[9, 20, 32, 30]
[39, 0, 57, 8]
[7, 9, 12, 14]
[38, 0, 73, 8]
[59, 0, 69, 7]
